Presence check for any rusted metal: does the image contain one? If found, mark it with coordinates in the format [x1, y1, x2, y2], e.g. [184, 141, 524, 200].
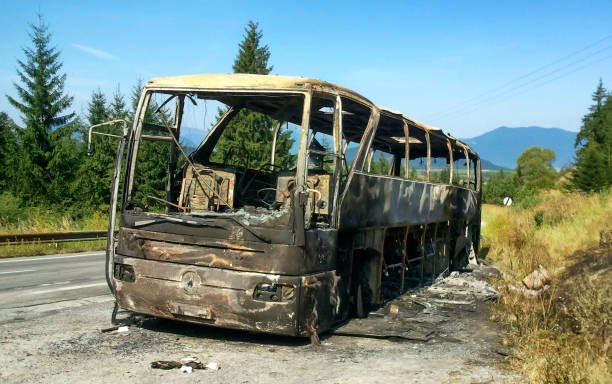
[93, 74, 482, 340]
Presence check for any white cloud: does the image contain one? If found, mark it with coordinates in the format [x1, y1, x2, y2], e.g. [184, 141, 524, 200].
[73, 44, 116, 60]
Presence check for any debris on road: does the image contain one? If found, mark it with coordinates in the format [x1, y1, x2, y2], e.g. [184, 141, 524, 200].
[522, 265, 550, 290]
[101, 325, 130, 333]
[151, 361, 182, 370]
[332, 266, 501, 340]
[150, 358, 219, 372]
[180, 365, 193, 373]
[509, 283, 550, 297]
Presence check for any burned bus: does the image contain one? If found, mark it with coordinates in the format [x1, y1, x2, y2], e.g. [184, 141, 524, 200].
[92, 74, 481, 339]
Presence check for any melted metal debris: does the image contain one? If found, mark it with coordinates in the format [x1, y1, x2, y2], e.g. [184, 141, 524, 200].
[332, 265, 501, 340]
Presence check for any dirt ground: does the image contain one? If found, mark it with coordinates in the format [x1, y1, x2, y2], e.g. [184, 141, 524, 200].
[0, 268, 522, 384]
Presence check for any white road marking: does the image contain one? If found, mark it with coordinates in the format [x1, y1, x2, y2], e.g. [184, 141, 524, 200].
[0, 269, 36, 275]
[0, 251, 104, 264]
[28, 282, 107, 295]
[38, 281, 72, 287]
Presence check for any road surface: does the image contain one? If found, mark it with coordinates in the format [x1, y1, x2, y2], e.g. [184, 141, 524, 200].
[0, 257, 521, 384]
[0, 251, 109, 310]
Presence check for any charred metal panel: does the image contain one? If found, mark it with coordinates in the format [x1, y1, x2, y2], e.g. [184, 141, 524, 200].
[339, 172, 478, 229]
[118, 227, 338, 276]
[118, 228, 307, 275]
[300, 270, 348, 335]
[179, 165, 236, 210]
[276, 174, 331, 216]
[120, 210, 294, 244]
[114, 255, 304, 336]
[352, 229, 385, 253]
[303, 229, 338, 274]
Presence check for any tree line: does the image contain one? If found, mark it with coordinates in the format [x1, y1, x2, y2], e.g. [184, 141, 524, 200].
[0, 16, 289, 220]
[1, 15, 609, 218]
[0, 14, 149, 216]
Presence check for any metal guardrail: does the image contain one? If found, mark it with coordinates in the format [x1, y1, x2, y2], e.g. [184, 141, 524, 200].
[0, 231, 112, 246]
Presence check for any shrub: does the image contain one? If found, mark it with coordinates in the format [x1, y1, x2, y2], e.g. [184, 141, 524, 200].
[0, 192, 24, 224]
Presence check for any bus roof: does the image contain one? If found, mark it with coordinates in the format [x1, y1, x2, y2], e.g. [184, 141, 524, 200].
[146, 73, 476, 156]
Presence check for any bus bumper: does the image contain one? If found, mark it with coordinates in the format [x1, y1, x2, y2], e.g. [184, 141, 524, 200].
[112, 255, 310, 336]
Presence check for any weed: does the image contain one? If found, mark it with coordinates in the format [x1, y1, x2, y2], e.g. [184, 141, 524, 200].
[484, 188, 612, 383]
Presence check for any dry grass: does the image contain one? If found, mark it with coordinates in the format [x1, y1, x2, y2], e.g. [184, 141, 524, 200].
[0, 240, 107, 258]
[483, 189, 612, 383]
[0, 210, 108, 258]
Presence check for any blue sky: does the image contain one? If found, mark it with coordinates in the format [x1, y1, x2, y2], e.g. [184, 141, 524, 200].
[1, 1, 611, 139]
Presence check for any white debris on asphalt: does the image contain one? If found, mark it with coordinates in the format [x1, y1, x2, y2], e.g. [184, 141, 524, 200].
[180, 357, 198, 364]
[205, 362, 220, 371]
[180, 365, 193, 373]
[116, 326, 129, 333]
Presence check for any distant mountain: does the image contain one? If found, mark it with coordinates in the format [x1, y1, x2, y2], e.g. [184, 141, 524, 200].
[180, 125, 575, 171]
[480, 159, 505, 170]
[461, 126, 577, 169]
[344, 146, 505, 170]
[180, 126, 207, 149]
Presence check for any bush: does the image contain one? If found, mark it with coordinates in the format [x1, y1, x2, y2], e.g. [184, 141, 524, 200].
[514, 186, 541, 208]
[483, 169, 518, 204]
[0, 192, 24, 224]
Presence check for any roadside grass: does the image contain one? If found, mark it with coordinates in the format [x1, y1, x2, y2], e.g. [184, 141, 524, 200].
[482, 189, 612, 383]
[0, 210, 108, 258]
[0, 240, 107, 258]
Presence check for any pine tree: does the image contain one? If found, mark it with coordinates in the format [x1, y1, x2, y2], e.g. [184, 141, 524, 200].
[232, 21, 273, 75]
[109, 85, 128, 121]
[88, 89, 108, 126]
[74, 89, 116, 209]
[47, 118, 83, 206]
[0, 113, 19, 193]
[572, 142, 607, 191]
[572, 80, 612, 192]
[129, 81, 171, 209]
[369, 153, 390, 175]
[211, 21, 295, 170]
[5, 15, 74, 203]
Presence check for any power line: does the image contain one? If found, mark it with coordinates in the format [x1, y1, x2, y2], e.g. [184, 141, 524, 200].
[432, 53, 612, 122]
[424, 33, 612, 120]
[429, 45, 612, 121]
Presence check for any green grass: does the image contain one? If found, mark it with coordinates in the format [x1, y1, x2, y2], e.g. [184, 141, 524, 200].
[0, 209, 109, 258]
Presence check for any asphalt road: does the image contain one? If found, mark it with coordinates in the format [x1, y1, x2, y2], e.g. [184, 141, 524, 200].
[0, 251, 109, 309]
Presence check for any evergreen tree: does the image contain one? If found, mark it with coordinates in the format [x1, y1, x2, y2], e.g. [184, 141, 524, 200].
[369, 153, 390, 175]
[572, 142, 608, 191]
[75, 89, 115, 209]
[129, 81, 172, 209]
[88, 89, 108, 126]
[47, 119, 83, 206]
[572, 79, 612, 192]
[211, 21, 295, 170]
[232, 21, 273, 75]
[5, 15, 75, 203]
[109, 85, 128, 121]
[0, 113, 19, 193]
